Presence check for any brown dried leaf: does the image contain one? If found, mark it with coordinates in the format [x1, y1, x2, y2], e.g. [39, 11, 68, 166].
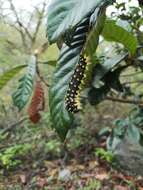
[114, 185, 130, 190]
[19, 174, 27, 184]
[36, 177, 47, 188]
[28, 80, 45, 123]
[95, 172, 109, 181]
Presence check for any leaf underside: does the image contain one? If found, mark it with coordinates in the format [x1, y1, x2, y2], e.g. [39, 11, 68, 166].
[12, 74, 34, 111]
[102, 20, 138, 55]
[84, 6, 106, 58]
[47, 0, 112, 44]
[48, 1, 115, 140]
[12, 56, 36, 111]
[0, 65, 27, 91]
[49, 18, 90, 140]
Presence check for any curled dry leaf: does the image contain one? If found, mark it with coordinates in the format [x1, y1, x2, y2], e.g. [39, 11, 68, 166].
[36, 177, 47, 188]
[28, 80, 45, 123]
[95, 172, 109, 181]
[19, 174, 27, 184]
[114, 185, 130, 190]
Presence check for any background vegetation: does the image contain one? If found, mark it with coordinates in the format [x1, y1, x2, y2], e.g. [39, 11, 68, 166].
[0, 0, 143, 189]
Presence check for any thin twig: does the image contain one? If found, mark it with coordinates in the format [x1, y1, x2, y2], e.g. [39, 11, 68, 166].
[37, 74, 50, 87]
[31, 2, 47, 45]
[106, 96, 143, 105]
[35, 55, 50, 87]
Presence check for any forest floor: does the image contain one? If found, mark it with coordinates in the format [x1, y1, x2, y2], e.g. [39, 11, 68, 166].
[0, 103, 142, 190]
[0, 142, 143, 190]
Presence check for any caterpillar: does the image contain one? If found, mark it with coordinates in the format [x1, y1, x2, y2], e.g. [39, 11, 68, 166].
[64, 15, 92, 113]
[65, 54, 88, 113]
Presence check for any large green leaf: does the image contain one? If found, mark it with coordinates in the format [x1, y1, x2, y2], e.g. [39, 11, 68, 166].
[40, 60, 57, 66]
[12, 56, 36, 111]
[47, 0, 113, 44]
[88, 53, 128, 105]
[0, 65, 26, 90]
[49, 17, 90, 140]
[48, 4, 113, 140]
[102, 20, 138, 55]
[49, 45, 75, 140]
[93, 53, 128, 83]
[127, 124, 140, 143]
[84, 6, 106, 58]
[82, 6, 107, 87]
[88, 85, 110, 105]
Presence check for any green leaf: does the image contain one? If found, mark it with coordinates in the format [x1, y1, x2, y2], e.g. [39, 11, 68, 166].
[137, 56, 143, 61]
[0, 65, 27, 90]
[116, 20, 132, 32]
[49, 16, 91, 140]
[98, 127, 111, 136]
[12, 56, 36, 111]
[84, 6, 106, 58]
[102, 20, 138, 55]
[41, 60, 57, 66]
[93, 53, 128, 83]
[114, 119, 127, 128]
[49, 44, 77, 140]
[83, 6, 107, 88]
[107, 136, 122, 151]
[101, 65, 129, 93]
[47, 0, 113, 44]
[127, 124, 140, 143]
[49, 7, 109, 140]
[88, 53, 127, 105]
[88, 85, 110, 105]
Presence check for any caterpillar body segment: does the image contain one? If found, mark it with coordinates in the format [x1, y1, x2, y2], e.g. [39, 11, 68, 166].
[64, 16, 90, 49]
[64, 15, 92, 114]
[65, 55, 90, 113]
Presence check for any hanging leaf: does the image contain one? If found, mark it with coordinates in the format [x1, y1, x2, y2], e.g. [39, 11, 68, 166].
[49, 17, 90, 140]
[12, 56, 36, 111]
[127, 124, 140, 143]
[102, 20, 138, 55]
[47, 0, 114, 44]
[0, 65, 27, 90]
[100, 65, 129, 93]
[107, 136, 122, 151]
[28, 80, 45, 124]
[41, 60, 57, 66]
[93, 53, 128, 83]
[49, 44, 78, 140]
[88, 85, 110, 105]
[84, 6, 106, 59]
[88, 53, 128, 105]
[48, 2, 114, 140]
[83, 6, 106, 87]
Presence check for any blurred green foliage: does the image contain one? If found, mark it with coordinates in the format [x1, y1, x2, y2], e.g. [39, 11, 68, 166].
[0, 1, 143, 190]
[95, 148, 114, 163]
[0, 144, 31, 169]
[78, 179, 101, 190]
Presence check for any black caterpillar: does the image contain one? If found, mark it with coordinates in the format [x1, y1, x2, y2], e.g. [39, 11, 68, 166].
[64, 15, 92, 113]
[65, 15, 90, 113]
[65, 55, 88, 113]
